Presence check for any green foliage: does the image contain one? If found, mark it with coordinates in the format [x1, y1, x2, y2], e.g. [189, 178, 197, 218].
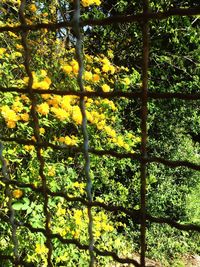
[0, 0, 200, 266]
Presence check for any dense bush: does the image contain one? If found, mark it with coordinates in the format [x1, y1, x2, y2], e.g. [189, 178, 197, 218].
[0, 0, 199, 266]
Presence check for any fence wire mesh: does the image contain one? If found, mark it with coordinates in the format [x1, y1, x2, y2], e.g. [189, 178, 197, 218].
[0, 1, 200, 266]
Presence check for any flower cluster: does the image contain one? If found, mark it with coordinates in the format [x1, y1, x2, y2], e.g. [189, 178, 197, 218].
[81, 0, 101, 7]
[0, 45, 140, 153]
[52, 205, 116, 242]
[56, 135, 78, 146]
[23, 70, 52, 90]
[0, 99, 29, 128]
[62, 59, 79, 75]
[1, 105, 19, 128]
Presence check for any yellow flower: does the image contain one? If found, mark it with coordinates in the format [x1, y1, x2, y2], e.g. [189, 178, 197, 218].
[37, 103, 49, 115]
[41, 93, 51, 100]
[44, 76, 51, 86]
[39, 127, 45, 134]
[6, 121, 16, 128]
[31, 136, 36, 142]
[57, 227, 68, 237]
[70, 59, 79, 74]
[85, 54, 92, 62]
[13, 51, 22, 58]
[23, 77, 29, 85]
[97, 120, 106, 130]
[42, 12, 48, 17]
[29, 4, 37, 12]
[94, 68, 100, 74]
[12, 189, 23, 199]
[85, 85, 93, 92]
[102, 99, 117, 111]
[74, 209, 82, 225]
[73, 182, 85, 194]
[101, 57, 110, 64]
[58, 137, 65, 143]
[1, 106, 19, 127]
[20, 113, 30, 122]
[94, 230, 101, 237]
[60, 95, 73, 107]
[26, 72, 51, 90]
[8, 31, 19, 38]
[24, 145, 35, 152]
[62, 65, 73, 74]
[95, 0, 101, 6]
[102, 84, 111, 92]
[51, 107, 69, 121]
[93, 74, 100, 82]
[16, 44, 23, 50]
[40, 69, 47, 77]
[48, 95, 61, 107]
[0, 48, 6, 54]
[109, 65, 115, 74]
[101, 57, 115, 73]
[35, 243, 48, 255]
[123, 77, 131, 86]
[12, 101, 23, 112]
[102, 64, 110, 73]
[81, 0, 101, 7]
[0, 48, 6, 58]
[104, 224, 114, 231]
[116, 136, 124, 147]
[123, 143, 130, 151]
[104, 126, 116, 138]
[72, 106, 82, 125]
[64, 136, 72, 146]
[47, 166, 55, 177]
[84, 71, 93, 81]
[33, 79, 51, 90]
[56, 203, 66, 216]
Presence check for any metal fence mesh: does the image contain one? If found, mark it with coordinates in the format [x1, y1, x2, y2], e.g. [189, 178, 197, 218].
[0, 1, 200, 266]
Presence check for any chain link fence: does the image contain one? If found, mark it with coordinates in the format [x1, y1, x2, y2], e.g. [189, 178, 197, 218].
[0, 0, 200, 266]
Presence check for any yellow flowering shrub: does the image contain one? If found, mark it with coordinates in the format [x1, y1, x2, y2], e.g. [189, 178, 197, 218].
[0, 1, 142, 266]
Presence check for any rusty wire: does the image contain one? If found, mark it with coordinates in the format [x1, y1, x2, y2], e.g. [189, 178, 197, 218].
[18, 1, 53, 265]
[0, 7, 200, 33]
[1, 137, 200, 171]
[72, 0, 95, 265]
[0, 1, 200, 267]
[1, 86, 200, 100]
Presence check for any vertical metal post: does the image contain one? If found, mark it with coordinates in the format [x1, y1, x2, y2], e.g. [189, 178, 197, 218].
[140, 0, 149, 266]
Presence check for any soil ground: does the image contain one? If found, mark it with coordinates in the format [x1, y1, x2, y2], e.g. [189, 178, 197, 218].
[144, 255, 200, 267]
[123, 254, 200, 267]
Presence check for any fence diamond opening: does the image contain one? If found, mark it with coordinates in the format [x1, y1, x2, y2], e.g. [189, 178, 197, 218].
[0, 1, 200, 266]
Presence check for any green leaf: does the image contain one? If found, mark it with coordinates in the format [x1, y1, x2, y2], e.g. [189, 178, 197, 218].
[12, 202, 25, 210]
[23, 197, 30, 207]
[134, 205, 140, 210]
[12, 198, 30, 210]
